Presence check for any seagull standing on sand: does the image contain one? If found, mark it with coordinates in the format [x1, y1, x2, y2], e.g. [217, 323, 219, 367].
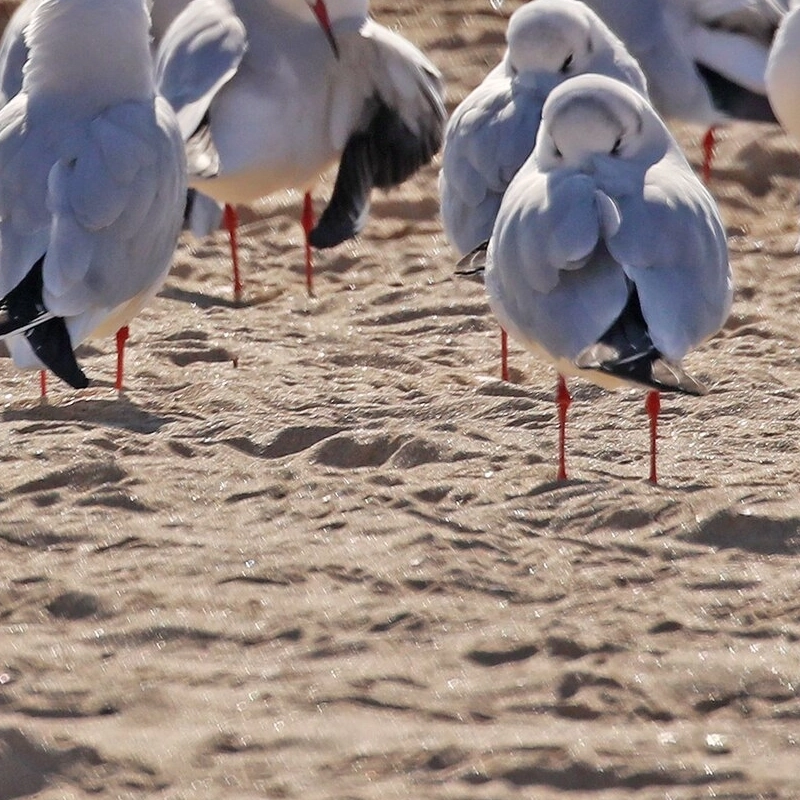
[0, 0, 186, 392]
[440, 0, 647, 381]
[156, 0, 446, 301]
[461, 75, 731, 483]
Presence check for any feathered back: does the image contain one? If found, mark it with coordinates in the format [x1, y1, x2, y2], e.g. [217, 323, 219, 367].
[23, 0, 154, 112]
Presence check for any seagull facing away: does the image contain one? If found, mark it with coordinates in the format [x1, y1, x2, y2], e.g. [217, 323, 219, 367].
[156, 0, 446, 301]
[0, 0, 187, 392]
[440, 0, 647, 381]
[462, 74, 732, 483]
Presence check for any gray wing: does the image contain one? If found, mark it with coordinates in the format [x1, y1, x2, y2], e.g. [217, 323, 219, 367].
[41, 98, 187, 323]
[440, 76, 544, 256]
[486, 166, 629, 361]
[606, 152, 732, 361]
[155, 0, 247, 144]
[0, 93, 54, 297]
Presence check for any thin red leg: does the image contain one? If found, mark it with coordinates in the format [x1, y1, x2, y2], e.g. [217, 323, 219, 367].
[302, 191, 315, 297]
[224, 204, 242, 304]
[702, 126, 716, 185]
[115, 325, 129, 392]
[39, 370, 47, 399]
[556, 374, 572, 481]
[646, 390, 661, 485]
[500, 328, 509, 382]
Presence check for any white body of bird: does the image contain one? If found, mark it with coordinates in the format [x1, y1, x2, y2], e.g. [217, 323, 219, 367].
[766, 3, 800, 142]
[0, 0, 187, 386]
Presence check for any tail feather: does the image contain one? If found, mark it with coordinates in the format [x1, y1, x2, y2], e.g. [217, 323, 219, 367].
[454, 240, 489, 282]
[574, 285, 707, 396]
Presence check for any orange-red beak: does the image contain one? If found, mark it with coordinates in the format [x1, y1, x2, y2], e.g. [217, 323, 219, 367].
[307, 0, 340, 59]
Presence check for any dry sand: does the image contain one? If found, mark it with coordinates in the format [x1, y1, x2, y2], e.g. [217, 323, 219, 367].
[3, 1, 800, 798]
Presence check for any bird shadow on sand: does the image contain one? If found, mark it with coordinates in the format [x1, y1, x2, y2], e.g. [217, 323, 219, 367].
[712, 136, 800, 198]
[2, 392, 173, 434]
[159, 284, 283, 310]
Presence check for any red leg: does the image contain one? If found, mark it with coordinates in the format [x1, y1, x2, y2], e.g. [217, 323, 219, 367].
[500, 328, 509, 382]
[224, 204, 242, 304]
[39, 370, 47, 399]
[646, 390, 661, 485]
[702, 126, 716, 185]
[302, 191, 315, 297]
[556, 374, 572, 481]
[115, 325, 129, 392]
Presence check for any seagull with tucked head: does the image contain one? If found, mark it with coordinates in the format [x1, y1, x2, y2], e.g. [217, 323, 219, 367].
[0, 0, 186, 393]
[460, 74, 732, 483]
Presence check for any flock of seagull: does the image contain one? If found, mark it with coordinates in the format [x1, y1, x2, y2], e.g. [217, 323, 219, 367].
[0, 0, 800, 484]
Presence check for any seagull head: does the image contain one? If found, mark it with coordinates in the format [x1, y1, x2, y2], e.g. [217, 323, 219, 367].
[503, 0, 645, 98]
[535, 75, 668, 176]
[505, 0, 595, 87]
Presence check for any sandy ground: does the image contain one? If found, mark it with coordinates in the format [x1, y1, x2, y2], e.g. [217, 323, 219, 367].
[3, 1, 800, 798]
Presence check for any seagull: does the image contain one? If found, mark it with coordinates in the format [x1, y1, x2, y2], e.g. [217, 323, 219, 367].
[0, 0, 186, 394]
[460, 74, 732, 483]
[155, 0, 446, 301]
[439, 0, 647, 381]
[0, 0, 187, 393]
[766, 3, 800, 246]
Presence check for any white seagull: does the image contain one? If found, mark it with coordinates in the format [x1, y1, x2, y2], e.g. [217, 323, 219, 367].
[440, 0, 647, 380]
[155, 0, 446, 301]
[460, 74, 732, 483]
[0, 0, 187, 392]
[766, 3, 800, 245]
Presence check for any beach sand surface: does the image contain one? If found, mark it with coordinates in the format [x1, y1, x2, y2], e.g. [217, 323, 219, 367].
[3, 1, 800, 797]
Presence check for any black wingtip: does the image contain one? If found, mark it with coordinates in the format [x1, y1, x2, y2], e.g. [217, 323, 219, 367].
[309, 95, 444, 250]
[1, 257, 89, 390]
[454, 241, 489, 282]
[25, 317, 89, 390]
[575, 342, 707, 396]
[696, 63, 777, 123]
[573, 283, 708, 397]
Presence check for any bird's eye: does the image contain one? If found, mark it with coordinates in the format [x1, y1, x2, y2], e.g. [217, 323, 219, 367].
[553, 144, 562, 158]
[610, 136, 622, 156]
[559, 54, 573, 74]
